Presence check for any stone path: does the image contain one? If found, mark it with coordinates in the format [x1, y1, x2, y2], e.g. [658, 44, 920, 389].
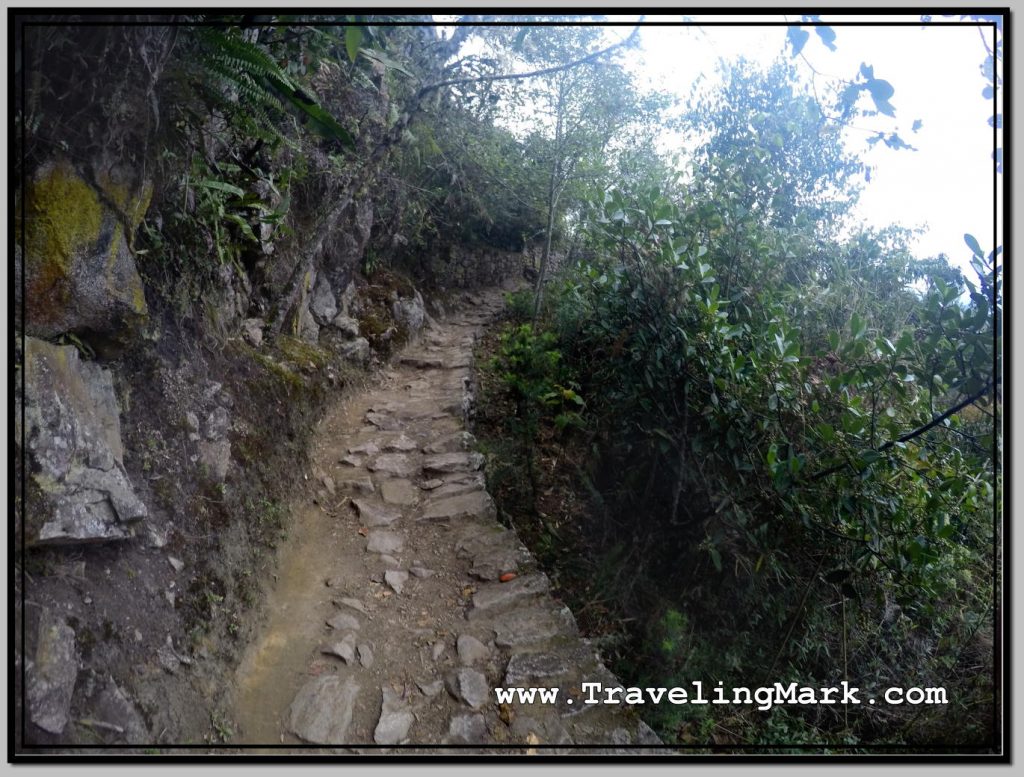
[231, 288, 660, 752]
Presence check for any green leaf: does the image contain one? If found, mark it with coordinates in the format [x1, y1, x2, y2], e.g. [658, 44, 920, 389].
[858, 449, 881, 467]
[865, 78, 896, 117]
[850, 312, 866, 340]
[196, 179, 246, 197]
[345, 26, 363, 62]
[964, 233, 984, 258]
[787, 26, 810, 57]
[225, 213, 257, 242]
[281, 92, 356, 148]
[708, 546, 722, 573]
[359, 47, 414, 78]
[815, 25, 837, 51]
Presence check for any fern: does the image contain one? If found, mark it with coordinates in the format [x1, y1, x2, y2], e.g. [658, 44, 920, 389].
[193, 26, 354, 149]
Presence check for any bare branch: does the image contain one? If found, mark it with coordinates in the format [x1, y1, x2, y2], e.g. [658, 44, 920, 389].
[806, 380, 996, 483]
[416, 22, 643, 101]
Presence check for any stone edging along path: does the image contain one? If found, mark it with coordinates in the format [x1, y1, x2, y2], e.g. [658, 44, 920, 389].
[231, 287, 662, 753]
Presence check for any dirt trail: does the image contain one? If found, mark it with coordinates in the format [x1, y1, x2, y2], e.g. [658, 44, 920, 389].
[230, 288, 660, 752]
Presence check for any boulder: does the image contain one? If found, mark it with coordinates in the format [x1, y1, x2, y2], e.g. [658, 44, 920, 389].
[368, 453, 417, 478]
[309, 272, 338, 324]
[26, 608, 78, 734]
[241, 318, 264, 347]
[21, 337, 147, 545]
[338, 280, 358, 318]
[198, 440, 231, 482]
[366, 530, 404, 555]
[448, 713, 488, 745]
[289, 675, 360, 744]
[339, 337, 370, 364]
[392, 290, 426, 338]
[420, 491, 495, 523]
[374, 687, 414, 745]
[445, 667, 490, 710]
[350, 498, 401, 527]
[208, 263, 252, 333]
[422, 451, 484, 475]
[20, 157, 149, 339]
[84, 675, 148, 743]
[456, 635, 491, 665]
[329, 313, 361, 339]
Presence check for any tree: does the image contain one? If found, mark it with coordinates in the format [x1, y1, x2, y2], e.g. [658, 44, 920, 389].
[684, 57, 864, 233]
[458, 23, 658, 316]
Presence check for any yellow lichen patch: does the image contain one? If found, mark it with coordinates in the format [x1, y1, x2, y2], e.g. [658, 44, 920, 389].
[103, 223, 148, 316]
[24, 159, 103, 273]
[97, 172, 154, 245]
[131, 281, 147, 314]
[131, 181, 154, 231]
[106, 223, 123, 274]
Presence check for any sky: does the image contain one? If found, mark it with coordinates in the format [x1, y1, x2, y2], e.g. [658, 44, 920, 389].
[625, 17, 1000, 276]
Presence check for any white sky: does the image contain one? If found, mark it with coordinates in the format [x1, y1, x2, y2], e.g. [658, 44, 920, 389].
[627, 18, 1000, 275]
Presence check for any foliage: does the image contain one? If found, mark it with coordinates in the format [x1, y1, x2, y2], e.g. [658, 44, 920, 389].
[491, 324, 584, 435]
[683, 58, 864, 231]
[503, 289, 536, 324]
[542, 155, 998, 743]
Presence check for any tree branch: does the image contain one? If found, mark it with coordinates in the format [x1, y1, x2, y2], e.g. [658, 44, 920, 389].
[806, 380, 996, 483]
[416, 21, 643, 101]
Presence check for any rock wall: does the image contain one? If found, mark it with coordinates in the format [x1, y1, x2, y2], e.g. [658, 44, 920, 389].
[430, 245, 525, 289]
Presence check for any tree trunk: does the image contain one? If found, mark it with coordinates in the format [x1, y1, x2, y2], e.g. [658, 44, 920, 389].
[532, 81, 567, 321]
[532, 186, 558, 320]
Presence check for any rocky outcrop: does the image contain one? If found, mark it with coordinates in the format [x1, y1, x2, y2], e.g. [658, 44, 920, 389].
[208, 263, 253, 335]
[320, 200, 374, 294]
[19, 158, 150, 339]
[20, 337, 147, 545]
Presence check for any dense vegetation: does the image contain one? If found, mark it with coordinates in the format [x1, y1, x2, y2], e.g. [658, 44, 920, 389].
[16, 14, 1000, 751]
[471, 20, 1000, 750]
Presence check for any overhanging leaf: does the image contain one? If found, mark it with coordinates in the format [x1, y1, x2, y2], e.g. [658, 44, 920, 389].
[787, 26, 810, 57]
[280, 90, 355, 148]
[197, 179, 245, 197]
[964, 233, 984, 258]
[359, 47, 415, 78]
[866, 78, 896, 116]
[345, 26, 363, 63]
[815, 25, 837, 51]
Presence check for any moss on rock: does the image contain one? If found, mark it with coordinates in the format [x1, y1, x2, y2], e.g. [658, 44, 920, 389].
[19, 158, 151, 338]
